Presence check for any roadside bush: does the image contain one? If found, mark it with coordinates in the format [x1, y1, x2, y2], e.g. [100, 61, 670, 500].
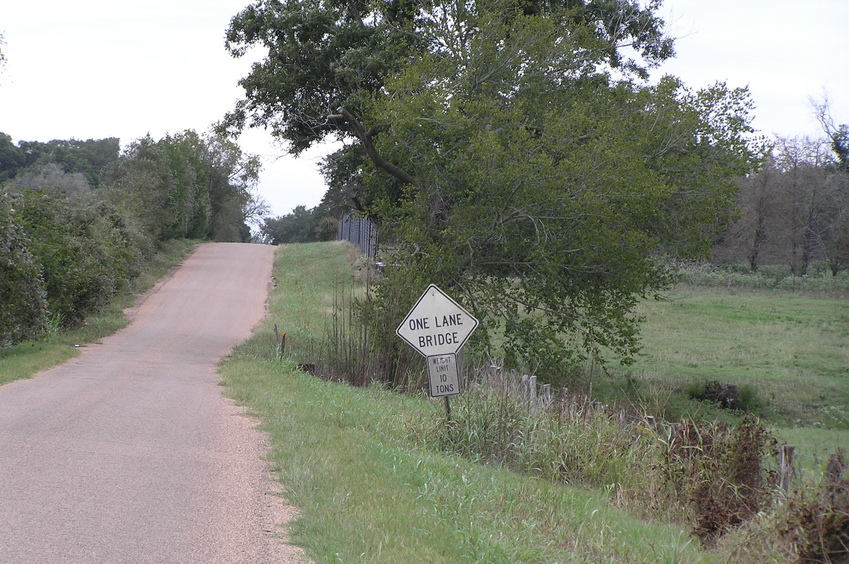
[13, 189, 150, 325]
[0, 195, 48, 346]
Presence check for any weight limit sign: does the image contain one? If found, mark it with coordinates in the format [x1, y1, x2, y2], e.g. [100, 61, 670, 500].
[426, 354, 460, 398]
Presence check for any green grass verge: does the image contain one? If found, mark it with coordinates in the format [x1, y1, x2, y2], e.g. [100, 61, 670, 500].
[220, 242, 721, 563]
[0, 239, 197, 386]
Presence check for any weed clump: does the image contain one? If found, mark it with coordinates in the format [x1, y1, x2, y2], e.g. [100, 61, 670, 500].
[673, 416, 777, 545]
[783, 452, 849, 563]
[411, 367, 782, 547]
[688, 380, 764, 413]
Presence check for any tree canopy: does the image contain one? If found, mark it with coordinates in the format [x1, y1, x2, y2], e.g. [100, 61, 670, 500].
[258, 205, 337, 244]
[223, 0, 758, 375]
[0, 137, 120, 186]
[104, 130, 265, 241]
[222, 0, 674, 152]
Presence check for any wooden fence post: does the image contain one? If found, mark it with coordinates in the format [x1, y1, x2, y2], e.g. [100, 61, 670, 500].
[274, 323, 286, 360]
[541, 384, 551, 407]
[825, 451, 845, 485]
[778, 444, 795, 493]
[529, 375, 537, 405]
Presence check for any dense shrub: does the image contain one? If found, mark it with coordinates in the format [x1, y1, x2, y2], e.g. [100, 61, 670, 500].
[13, 189, 150, 326]
[0, 195, 48, 345]
[687, 380, 765, 413]
[676, 261, 849, 293]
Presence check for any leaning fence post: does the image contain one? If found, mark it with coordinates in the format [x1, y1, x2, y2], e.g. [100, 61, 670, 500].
[825, 451, 845, 485]
[541, 384, 551, 407]
[528, 375, 538, 412]
[778, 444, 795, 493]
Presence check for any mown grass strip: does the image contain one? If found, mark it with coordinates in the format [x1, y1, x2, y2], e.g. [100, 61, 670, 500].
[220, 242, 718, 563]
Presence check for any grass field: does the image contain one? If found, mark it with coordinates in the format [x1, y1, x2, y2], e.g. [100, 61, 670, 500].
[591, 283, 849, 474]
[634, 287, 849, 425]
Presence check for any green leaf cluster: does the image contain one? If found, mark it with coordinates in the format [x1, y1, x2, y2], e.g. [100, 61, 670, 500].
[9, 189, 149, 327]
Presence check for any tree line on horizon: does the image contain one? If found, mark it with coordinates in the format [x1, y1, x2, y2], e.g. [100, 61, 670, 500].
[261, 129, 849, 279]
[717, 124, 849, 276]
[0, 131, 267, 347]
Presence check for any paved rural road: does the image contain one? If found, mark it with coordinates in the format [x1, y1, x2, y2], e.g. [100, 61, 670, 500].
[0, 243, 307, 563]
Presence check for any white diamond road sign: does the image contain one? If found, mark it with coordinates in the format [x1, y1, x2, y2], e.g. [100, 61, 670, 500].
[396, 284, 478, 357]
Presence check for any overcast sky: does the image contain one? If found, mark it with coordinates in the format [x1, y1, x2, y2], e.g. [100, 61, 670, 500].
[1, 0, 847, 216]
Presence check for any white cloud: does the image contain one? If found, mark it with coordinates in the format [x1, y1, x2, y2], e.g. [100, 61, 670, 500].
[658, 0, 849, 139]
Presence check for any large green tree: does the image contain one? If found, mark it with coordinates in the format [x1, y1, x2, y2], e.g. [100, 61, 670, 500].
[224, 0, 757, 375]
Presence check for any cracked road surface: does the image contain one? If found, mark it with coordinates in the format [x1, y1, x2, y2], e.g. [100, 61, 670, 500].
[0, 243, 307, 563]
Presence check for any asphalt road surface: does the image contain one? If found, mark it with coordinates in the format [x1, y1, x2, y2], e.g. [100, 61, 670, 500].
[0, 243, 307, 563]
